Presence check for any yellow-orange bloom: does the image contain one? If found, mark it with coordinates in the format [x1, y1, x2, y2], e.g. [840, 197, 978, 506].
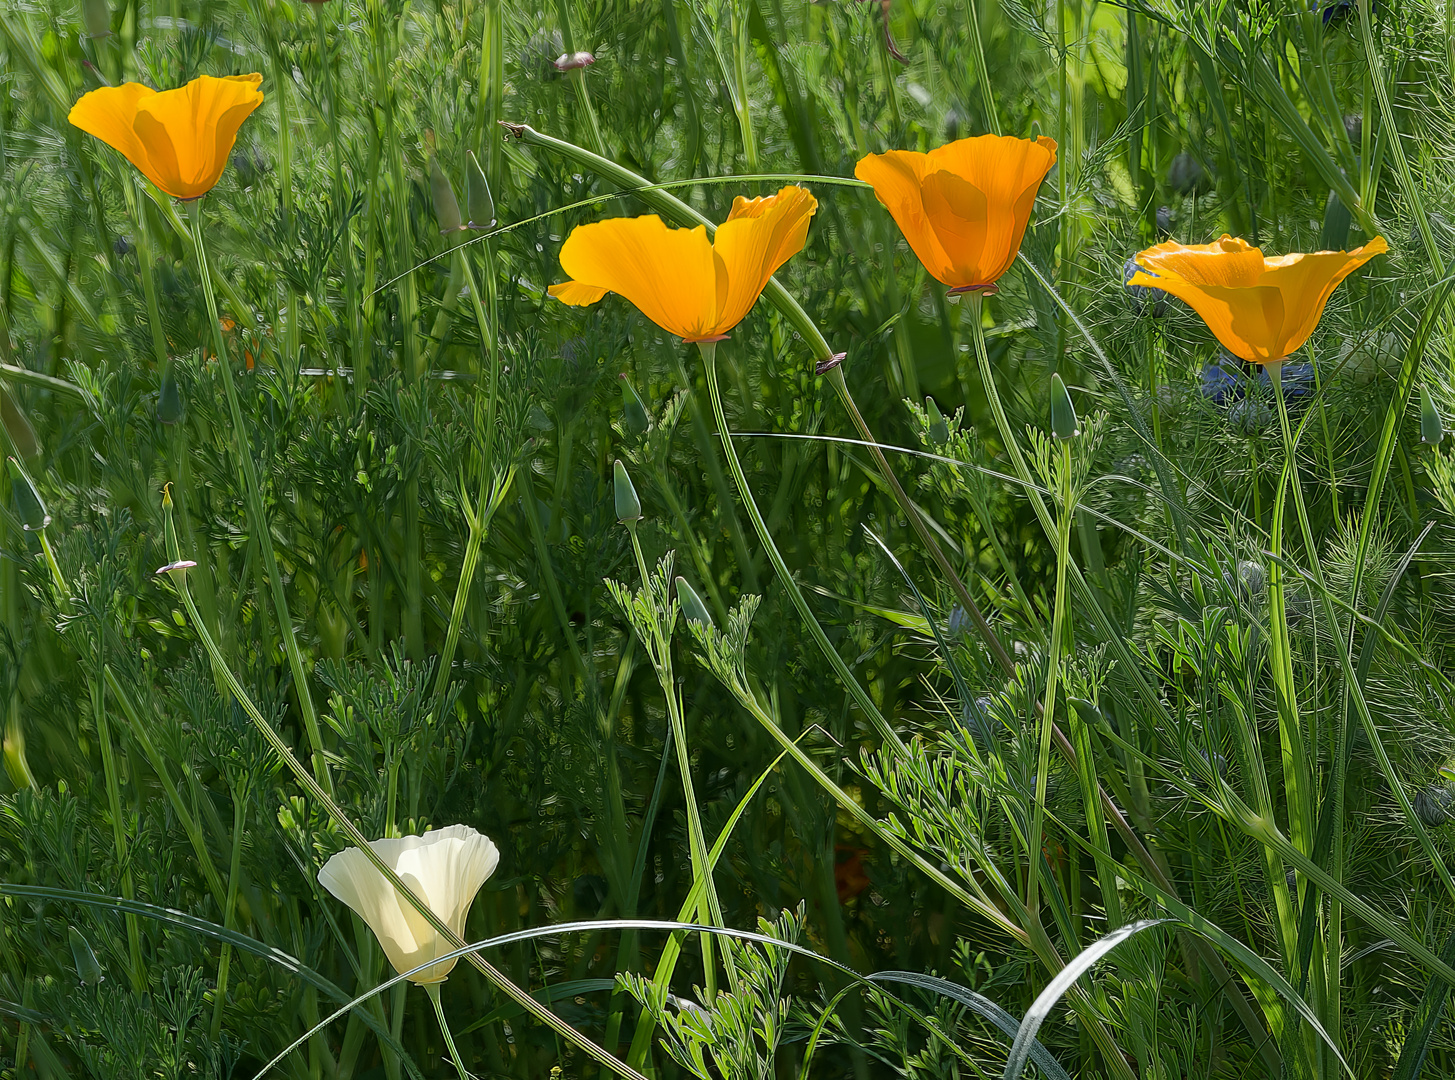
[69, 74, 264, 200]
[548, 186, 818, 343]
[855, 134, 1058, 293]
[1129, 234, 1387, 364]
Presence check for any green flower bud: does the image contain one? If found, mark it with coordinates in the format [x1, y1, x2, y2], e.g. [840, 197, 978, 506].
[1050, 373, 1080, 440]
[619, 374, 649, 436]
[675, 576, 713, 629]
[613, 459, 641, 524]
[7, 457, 49, 532]
[69, 926, 104, 984]
[1421, 385, 1443, 446]
[925, 396, 948, 446]
[465, 150, 496, 230]
[428, 154, 463, 236]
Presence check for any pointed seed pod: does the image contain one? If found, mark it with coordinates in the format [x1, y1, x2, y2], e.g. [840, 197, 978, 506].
[925, 396, 948, 446]
[69, 926, 104, 984]
[7, 457, 49, 532]
[613, 459, 642, 524]
[1421, 385, 1443, 445]
[428, 154, 463, 236]
[465, 150, 495, 230]
[675, 577, 713, 629]
[1050, 373, 1080, 440]
[620, 374, 649, 435]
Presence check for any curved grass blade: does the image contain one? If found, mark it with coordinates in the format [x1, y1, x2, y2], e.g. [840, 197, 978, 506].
[0, 883, 426, 1080]
[1002, 919, 1170, 1080]
[871, 971, 1071, 1080]
[1391, 925, 1455, 1080]
[254, 917, 1056, 1080]
[1119, 883, 1355, 1078]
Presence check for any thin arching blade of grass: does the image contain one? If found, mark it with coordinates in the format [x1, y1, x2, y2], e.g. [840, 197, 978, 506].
[871, 971, 1071, 1080]
[1117, 885, 1358, 1078]
[624, 744, 793, 1067]
[0, 883, 427, 1080]
[258, 918, 1039, 1080]
[1390, 926, 1455, 1080]
[1002, 920, 1171, 1080]
[455, 979, 618, 1037]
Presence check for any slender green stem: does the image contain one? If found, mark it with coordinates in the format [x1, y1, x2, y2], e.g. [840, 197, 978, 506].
[210, 787, 247, 1038]
[427, 983, 471, 1079]
[1025, 441, 1072, 922]
[91, 666, 144, 993]
[964, 0, 999, 134]
[186, 199, 332, 795]
[157, 494, 653, 1080]
[698, 342, 905, 757]
[625, 526, 725, 999]
[825, 363, 1015, 674]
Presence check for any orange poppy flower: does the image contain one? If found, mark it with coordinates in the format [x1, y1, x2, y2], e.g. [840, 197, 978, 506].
[69, 74, 265, 200]
[548, 186, 818, 343]
[1128, 234, 1388, 364]
[855, 134, 1058, 293]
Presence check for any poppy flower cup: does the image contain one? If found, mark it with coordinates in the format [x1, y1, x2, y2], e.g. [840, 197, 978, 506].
[549, 185, 818, 343]
[318, 825, 500, 985]
[1128, 234, 1388, 364]
[69, 74, 265, 200]
[855, 134, 1058, 295]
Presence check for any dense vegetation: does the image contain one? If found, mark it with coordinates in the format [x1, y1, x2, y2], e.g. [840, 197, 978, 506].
[2, 0, 1455, 1076]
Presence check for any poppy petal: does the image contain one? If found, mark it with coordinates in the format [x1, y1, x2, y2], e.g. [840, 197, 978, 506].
[923, 134, 1056, 284]
[557, 215, 717, 340]
[919, 172, 989, 283]
[1134, 235, 1266, 288]
[855, 150, 955, 285]
[135, 74, 264, 198]
[548, 280, 611, 306]
[68, 83, 159, 186]
[1257, 237, 1387, 358]
[712, 186, 818, 333]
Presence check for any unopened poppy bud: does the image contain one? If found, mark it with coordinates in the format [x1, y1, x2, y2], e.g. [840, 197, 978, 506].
[620, 374, 649, 435]
[82, 0, 111, 38]
[1421, 385, 1443, 445]
[613, 459, 641, 524]
[68, 926, 104, 984]
[428, 154, 463, 236]
[1049, 373, 1079, 440]
[7, 458, 49, 532]
[465, 150, 496, 230]
[553, 51, 595, 71]
[675, 577, 713, 629]
[925, 397, 948, 446]
[157, 367, 183, 424]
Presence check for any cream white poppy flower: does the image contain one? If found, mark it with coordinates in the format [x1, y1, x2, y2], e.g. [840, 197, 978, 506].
[317, 824, 500, 984]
